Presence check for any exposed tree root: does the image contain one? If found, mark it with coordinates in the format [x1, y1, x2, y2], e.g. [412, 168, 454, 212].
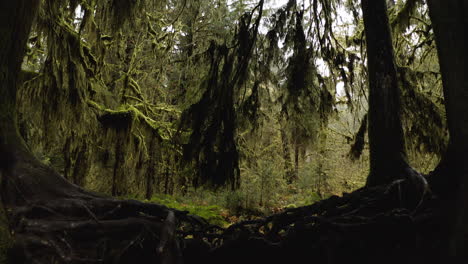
[2, 151, 208, 264]
[199, 180, 442, 264]
[3, 155, 447, 264]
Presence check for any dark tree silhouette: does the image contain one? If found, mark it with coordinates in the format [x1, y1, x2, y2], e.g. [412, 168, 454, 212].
[361, 0, 408, 186]
[0, 1, 38, 169]
[427, 0, 468, 259]
[361, 0, 425, 189]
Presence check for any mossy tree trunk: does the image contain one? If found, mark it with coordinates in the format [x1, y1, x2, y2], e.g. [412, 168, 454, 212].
[0, 0, 82, 203]
[0, 0, 39, 164]
[427, 0, 468, 259]
[0, 2, 186, 263]
[361, 0, 412, 186]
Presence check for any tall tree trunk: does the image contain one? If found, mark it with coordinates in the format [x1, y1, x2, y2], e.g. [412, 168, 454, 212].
[427, 0, 468, 259]
[280, 126, 294, 183]
[0, 0, 80, 204]
[0, 1, 38, 160]
[361, 0, 410, 186]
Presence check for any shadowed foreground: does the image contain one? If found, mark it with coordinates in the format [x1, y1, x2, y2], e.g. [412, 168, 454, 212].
[4, 156, 447, 264]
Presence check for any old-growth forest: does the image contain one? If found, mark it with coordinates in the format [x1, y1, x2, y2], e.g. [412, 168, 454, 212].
[1, 0, 467, 263]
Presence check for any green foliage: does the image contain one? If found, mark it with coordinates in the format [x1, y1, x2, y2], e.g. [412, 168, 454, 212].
[149, 194, 229, 227]
[399, 66, 447, 157]
[390, 0, 421, 34]
[349, 114, 367, 160]
[179, 1, 265, 189]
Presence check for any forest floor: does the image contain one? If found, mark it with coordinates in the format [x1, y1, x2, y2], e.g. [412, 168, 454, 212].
[179, 179, 444, 264]
[1, 175, 449, 264]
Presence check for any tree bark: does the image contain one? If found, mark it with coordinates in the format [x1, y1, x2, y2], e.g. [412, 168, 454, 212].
[0, 0, 83, 204]
[361, 0, 410, 186]
[0, 1, 39, 160]
[427, 0, 468, 259]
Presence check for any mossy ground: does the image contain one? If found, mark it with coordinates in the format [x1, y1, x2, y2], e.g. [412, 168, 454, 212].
[120, 185, 328, 228]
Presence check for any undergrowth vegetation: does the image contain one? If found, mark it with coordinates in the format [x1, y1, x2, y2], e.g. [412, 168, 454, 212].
[132, 123, 434, 227]
[148, 193, 229, 227]
[138, 134, 370, 226]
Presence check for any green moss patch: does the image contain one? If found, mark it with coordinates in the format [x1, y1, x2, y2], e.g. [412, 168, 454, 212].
[148, 194, 229, 227]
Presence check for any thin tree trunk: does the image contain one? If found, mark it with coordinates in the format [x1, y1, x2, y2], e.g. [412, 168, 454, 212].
[427, 0, 468, 259]
[145, 134, 157, 200]
[361, 0, 410, 186]
[71, 144, 89, 186]
[112, 139, 122, 196]
[294, 140, 300, 181]
[280, 126, 294, 183]
[164, 154, 170, 194]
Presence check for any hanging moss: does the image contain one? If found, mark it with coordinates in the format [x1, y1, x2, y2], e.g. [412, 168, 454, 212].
[240, 81, 261, 128]
[88, 100, 174, 140]
[390, 0, 421, 34]
[263, 2, 336, 161]
[108, 0, 145, 31]
[15, 0, 191, 199]
[179, 1, 265, 189]
[398, 66, 447, 156]
[349, 113, 368, 160]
